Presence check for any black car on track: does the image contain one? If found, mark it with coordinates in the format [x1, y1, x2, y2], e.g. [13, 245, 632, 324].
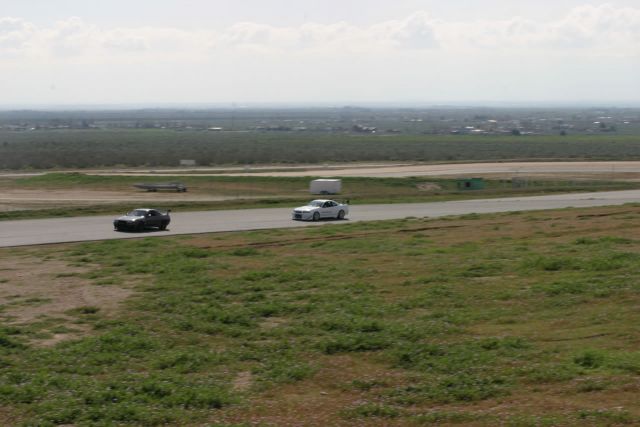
[113, 208, 171, 232]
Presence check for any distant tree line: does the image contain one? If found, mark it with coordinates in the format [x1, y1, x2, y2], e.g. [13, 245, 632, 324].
[1, 129, 640, 170]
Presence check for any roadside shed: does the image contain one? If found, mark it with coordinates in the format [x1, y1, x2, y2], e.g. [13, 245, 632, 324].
[310, 179, 342, 194]
[456, 178, 485, 190]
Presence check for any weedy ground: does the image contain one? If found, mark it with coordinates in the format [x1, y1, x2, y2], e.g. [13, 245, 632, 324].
[2, 206, 640, 425]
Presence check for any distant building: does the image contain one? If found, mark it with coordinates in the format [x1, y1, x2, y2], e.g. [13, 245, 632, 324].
[179, 159, 196, 166]
[457, 178, 485, 190]
[310, 179, 342, 194]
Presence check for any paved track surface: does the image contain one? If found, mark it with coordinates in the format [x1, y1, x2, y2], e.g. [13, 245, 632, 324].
[2, 190, 640, 248]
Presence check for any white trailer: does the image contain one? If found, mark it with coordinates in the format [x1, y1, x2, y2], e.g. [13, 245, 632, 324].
[310, 179, 341, 194]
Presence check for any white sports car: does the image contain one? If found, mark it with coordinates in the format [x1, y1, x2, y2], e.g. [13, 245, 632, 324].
[292, 199, 349, 221]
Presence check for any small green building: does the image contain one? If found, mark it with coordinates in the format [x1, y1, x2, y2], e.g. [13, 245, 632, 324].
[457, 178, 485, 190]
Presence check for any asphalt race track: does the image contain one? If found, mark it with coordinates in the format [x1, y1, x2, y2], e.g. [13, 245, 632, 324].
[2, 189, 640, 248]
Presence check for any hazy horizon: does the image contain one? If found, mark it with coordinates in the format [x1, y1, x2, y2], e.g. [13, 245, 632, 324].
[2, 0, 639, 106]
[1, 101, 640, 112]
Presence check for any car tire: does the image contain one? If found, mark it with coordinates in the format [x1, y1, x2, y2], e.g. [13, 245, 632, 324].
[136, 222, 145, 232]
[337, 210, 345, 220]
[159, 221, 168, 230]
[313, 212, 320, 221]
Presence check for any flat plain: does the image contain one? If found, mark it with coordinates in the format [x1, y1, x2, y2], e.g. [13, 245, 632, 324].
[2, 206, 640, 425]
[3, 108, 640, 425]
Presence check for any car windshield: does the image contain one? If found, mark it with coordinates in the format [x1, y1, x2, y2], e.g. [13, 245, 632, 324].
[127, 210, 148, 216]
[308, 200, 324, 207]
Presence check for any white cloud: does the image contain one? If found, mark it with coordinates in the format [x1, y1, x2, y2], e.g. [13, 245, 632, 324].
[45, 17, 99, 57]
[379, 11, 439, 49]
[1, 4, 638, 104]
[543, 3, 640, 50]
[437, 3, 640, 53]
[1, 5, 639, 61]
[0, 17, 36, 55]
[101, 28, 149, 52]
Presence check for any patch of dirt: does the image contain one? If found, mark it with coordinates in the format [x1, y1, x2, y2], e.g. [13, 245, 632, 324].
[259, 317, 287, 330]
[0, 255, 132, 345]
[0, 405, 24, 427]
[416, 182, 442, 192]
[175, 161, 640, 179]
[218, 354, 409, 426]
[232, 371, 254, 392]
[0, 188, 282, 212]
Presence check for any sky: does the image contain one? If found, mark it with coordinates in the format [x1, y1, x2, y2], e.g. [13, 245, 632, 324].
[1, 0, 639, 107]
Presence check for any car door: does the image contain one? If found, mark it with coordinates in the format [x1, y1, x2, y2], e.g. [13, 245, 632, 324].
[321, 201, 336, 218]
[147, 210, 161, 227]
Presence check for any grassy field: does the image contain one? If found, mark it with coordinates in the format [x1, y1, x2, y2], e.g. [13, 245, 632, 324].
[2, 172, 638, 221]
[2, 130, 640, 169]
[2, 206, 640, 425]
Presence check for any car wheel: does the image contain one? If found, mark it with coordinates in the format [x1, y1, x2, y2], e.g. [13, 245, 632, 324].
[136, 222, 145, 232]
[159, 221, 168, 230]
[312, 212, 320, 221]
[337, 210, 345, 220]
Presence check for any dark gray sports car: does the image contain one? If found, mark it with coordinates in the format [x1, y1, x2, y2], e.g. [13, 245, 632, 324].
[113, 208, 171, 232]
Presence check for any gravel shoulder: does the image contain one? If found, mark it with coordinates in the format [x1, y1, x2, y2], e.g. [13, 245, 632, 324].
[83, 161, 640, 178]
